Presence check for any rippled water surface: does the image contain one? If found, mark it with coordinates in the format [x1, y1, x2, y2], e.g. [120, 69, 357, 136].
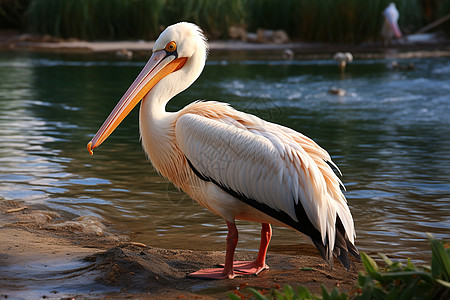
[1, 52, 449, 262]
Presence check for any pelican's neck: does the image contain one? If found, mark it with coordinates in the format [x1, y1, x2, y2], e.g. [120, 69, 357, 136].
[139, 90, 177, 180]
[140, 48, 206, 130]
[139, 55, 204, 161]
[142, 84, 173, 121]
[139, 85, 177, 148]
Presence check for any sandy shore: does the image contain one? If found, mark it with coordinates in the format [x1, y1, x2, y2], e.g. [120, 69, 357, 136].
[0, 199, 361, 299]
[1, 31, 450, 60]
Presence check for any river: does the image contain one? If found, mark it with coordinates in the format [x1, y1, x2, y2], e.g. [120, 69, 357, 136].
[0, 52, 449, 264]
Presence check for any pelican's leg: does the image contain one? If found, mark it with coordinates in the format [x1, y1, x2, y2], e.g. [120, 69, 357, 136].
[227, 223, 272, 275]
[187, 221, 240, 279]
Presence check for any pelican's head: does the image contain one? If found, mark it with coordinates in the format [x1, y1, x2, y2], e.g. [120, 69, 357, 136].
[87, 22, 208, 155]
[154, 22, 208, 64]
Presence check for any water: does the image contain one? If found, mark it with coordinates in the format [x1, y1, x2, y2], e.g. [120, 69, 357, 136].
[0, 52, 449, 263]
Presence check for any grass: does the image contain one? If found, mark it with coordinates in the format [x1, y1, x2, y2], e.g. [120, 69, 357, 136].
[228, 234, 450, 300]
[1, 0, 447, 42]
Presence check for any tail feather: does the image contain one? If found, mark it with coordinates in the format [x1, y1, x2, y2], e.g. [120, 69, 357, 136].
[312, 214, 360, 270]
[336, 215, 360, 262]
[312, 239, 332, 267]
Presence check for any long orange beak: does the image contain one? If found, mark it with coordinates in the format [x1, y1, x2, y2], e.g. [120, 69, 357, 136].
[87, 50, 187, 155]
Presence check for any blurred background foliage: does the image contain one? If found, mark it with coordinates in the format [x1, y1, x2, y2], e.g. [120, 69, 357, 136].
[0, 0, 449, 43]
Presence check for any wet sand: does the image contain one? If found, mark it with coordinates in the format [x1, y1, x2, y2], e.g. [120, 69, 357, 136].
[0, 200, 361, 299]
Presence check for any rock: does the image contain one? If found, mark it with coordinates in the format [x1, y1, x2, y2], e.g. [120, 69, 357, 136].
[229, 26, 248, 41]
[328, 87, 346, 96]
[115, 49, 133, 59]
[256, 28, 289, 43]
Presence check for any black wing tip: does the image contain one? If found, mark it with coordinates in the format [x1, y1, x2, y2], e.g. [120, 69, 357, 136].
[313, 239, 360, 271]
[336, 238, 361, 270]
[312, 214, 360, 271]
[347, 241, 361, 262]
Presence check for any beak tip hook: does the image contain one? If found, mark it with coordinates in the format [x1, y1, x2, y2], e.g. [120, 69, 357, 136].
[87, 142, 94, 155]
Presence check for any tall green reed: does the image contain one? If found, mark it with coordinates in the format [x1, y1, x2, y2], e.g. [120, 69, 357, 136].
[439, 0, 450, 35]
[0, 0, 29, 29]
[23, 0, 436, 42]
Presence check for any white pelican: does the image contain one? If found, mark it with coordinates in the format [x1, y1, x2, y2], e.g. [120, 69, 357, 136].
[87, 22, 359, 279]
[381, 3, 402, 45]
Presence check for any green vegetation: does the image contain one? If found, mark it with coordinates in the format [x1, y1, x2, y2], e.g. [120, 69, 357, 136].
[0, 0, 28, 29]
[228, 234, 449, 300]
[440, 0, 450, 35]
[0, 0, 449, 42]
[23, 0, 245, 40]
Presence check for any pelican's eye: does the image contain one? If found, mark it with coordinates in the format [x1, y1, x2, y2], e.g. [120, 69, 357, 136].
[165, 41, 177, 52]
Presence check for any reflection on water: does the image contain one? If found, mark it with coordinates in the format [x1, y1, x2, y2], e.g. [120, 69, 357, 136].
[0, 52, 449, 262]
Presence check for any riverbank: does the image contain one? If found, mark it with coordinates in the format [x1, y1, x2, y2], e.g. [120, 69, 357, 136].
[0, 199, 361, 299]
[1, 30, 450, 60]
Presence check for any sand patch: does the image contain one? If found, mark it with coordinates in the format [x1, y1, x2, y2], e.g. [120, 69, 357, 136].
[0, 199, 360, 299]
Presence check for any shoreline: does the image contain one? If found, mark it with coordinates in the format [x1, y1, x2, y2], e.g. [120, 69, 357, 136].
[1, 31, 450, 60]
[0, 199, 361, 299]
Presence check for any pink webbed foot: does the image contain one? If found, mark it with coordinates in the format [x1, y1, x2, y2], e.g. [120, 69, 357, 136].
[220, 260, 269, 275]
[187, 268, 246, 279]
[233, 260, 269, 275]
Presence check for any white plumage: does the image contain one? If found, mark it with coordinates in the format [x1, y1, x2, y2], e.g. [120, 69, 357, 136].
[88, 22, 359, 279]
[382, 3, 402, 43]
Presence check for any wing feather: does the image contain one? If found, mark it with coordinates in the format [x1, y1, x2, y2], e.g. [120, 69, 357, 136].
[175, 110, 357, 265]
[176, 113, 301, 220]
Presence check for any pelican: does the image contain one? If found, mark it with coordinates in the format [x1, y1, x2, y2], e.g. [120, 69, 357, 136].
[87, 22, 359, 279]
[381, 3, 402, 45]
